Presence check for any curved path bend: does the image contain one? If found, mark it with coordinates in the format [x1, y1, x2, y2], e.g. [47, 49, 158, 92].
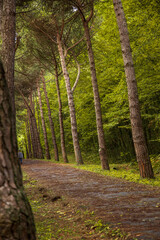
[22, 159, 160, 240]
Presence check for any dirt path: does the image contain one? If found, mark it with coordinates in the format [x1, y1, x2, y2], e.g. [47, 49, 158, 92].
[22, 159, 160, 240]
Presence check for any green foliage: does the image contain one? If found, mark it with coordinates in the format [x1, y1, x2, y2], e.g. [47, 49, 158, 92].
[92, 0, 160, 159]
[49, 152, 160, 186]
[71, 159, 160, 187]
[16, 0, 160, 167]
[150, 155, 160, 174]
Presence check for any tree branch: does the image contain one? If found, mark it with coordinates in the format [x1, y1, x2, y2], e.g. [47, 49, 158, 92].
[70, 0, 86, 22]
[65, 35, 85, 57]
[14, 69, 33, 81]
[16, 10, 35, 14]
[32, 51, 53, 73]
[16, 86, 33, 115]
[71, 52, 81, 93]
[87, 6, 94, 23]
[32, 21, 57, 44]
[15, 36, 21, 52]
[51, 47, 63, 77]
[60, 18, 65, 39]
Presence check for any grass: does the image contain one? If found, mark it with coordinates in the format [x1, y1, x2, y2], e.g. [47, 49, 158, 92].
[49, 153, 160, 187]
[72, 163, 160, 187]
[23, 172, 134, 240]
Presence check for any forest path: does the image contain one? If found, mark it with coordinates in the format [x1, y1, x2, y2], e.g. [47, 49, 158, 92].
[22, 159, 160, 240]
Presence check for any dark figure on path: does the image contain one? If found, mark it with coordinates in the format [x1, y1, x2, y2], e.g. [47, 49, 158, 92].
[18, 150, 23, 164]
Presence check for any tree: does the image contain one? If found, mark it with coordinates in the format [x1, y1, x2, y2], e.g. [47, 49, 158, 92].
[56, 25, 84, 164]
[0, 0, 36, 238]
[42, 0, 109, 168]
[20, 20, 66, 162]
[30, 9, 84, 164]
[19, 88, 44, 159]
[0, 0, 17, 153]
[37, 79, 51, 159]
[51, 54, 68, 163]
[41, 72, 60, 162]
[69, 0, 110, 170]
[16, 73, 44, 159]
[0, 60, 36, 239]
[14, 0, 160, 167]
[25, 115, 33, 158]
[14, 38, 45, 159]
[113, 0, 154, 178]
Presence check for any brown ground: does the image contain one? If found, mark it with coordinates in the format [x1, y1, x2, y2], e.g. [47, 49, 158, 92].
[22, 159, 160, 240]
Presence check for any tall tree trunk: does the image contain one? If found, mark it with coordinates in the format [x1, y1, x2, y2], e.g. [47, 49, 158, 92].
[35, 91, 41, 134]
[29, 93, 44, 159]
[27, 109, 37, 158]
[57, 32, 83, 165]
[37, 80, 51, 159]
[52, 54, 68, 163]
[0, 2, 36, 237]
[113, 0, 154, 178]
[0, 1, 2, 30]
[0, 61, 36, 240]
[30, 111, 43, 159]
[82, 19, 109, 170]
[1, 0, 17, 154]
[26, 114, 33, 158]
[25, 137, 29, 159]
[18, 88, 43, 159]
[41, 73, 59, 161]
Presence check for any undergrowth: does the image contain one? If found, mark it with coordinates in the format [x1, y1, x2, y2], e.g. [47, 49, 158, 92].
[50, 153, 160, 187]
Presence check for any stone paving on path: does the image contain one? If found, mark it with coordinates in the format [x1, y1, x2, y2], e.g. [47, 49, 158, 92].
[23, 159, 160, 240]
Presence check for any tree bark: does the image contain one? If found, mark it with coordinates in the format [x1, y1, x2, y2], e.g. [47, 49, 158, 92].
[35, 91, 41, 134]
[25, 137, 29, 159]
[26, 116, 33, 158]
[29, 93, 44, 159]
[27, 96, 39, 159]
[113, 0, 154, 178]
[57, 32, 83, 165]
[1, 0, 17, 153]
[52, 54, 68, 163]
[18, 88, 43, 159]
[81, 16, 109, 170]
[37, 80, 51, 159]
[0, 61, 36, 240]
[41, 73, 60, 162]
[0, 1, 2, 30]
[0, 2, 36, 237]
[27, 108, 37, 158]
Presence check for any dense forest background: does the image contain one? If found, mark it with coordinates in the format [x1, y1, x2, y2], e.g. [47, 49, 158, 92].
[2, 0, 160, 238]
[16, 0, 160, 165]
